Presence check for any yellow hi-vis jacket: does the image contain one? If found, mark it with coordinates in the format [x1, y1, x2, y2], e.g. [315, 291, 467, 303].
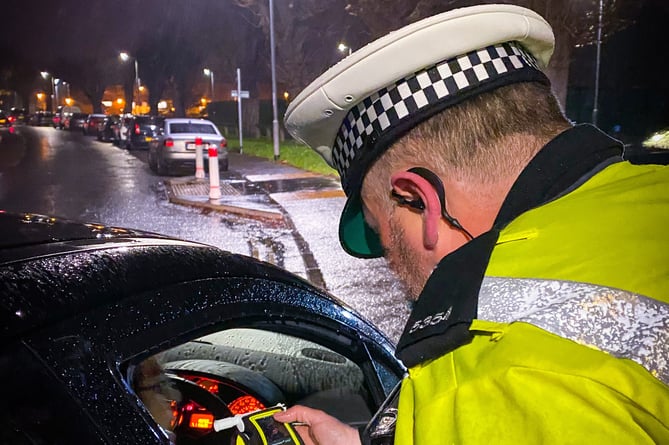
[392, 126, 669, 444]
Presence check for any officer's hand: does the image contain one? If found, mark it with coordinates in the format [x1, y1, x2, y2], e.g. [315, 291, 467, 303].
[274, 405, 361, 445]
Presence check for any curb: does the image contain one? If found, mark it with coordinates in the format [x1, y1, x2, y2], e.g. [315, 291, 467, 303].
[164, 178, 285, 222]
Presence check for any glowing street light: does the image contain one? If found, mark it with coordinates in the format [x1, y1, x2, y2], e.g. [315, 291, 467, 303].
[338, 43, 352, 56]
[40, 71, 57, 112]
[36, 92, 45, 110]
[203, 68, 215, 101]
[119, 51, 140, 112]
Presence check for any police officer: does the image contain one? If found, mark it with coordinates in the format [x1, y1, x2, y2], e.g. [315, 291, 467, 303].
[275, 4, 669, 444]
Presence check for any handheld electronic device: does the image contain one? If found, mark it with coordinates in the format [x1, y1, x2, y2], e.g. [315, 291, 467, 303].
[213, 404, 304, 445]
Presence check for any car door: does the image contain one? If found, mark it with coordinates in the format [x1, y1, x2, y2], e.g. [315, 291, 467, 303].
[21, 262, 405, 444]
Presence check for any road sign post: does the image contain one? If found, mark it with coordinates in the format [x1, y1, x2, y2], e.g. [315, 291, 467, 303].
[231, 83, 249, 155]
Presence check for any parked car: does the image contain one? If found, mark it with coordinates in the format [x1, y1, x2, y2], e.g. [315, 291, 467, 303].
[83, 113, 106, 135]
[54, 105, 82, 129]
[7, 107, 27, 125]
[0, 211, 403, 443]
[64, 112, 88, 131]
[28, 110, 54, 126]
[148, 118, 228, 175]
[97, 114, 120, 142]
[113, 114, 134, 147]
[52, 111, 61, 128]
[124, 115, 165, 149]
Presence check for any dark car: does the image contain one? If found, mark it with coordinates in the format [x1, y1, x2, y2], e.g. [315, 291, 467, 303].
[7, 107, 27, 125]
[125, 115, 165, 149]
[65, 112, 88, 131]
[83, 113, 107, 135]
[0, 212, 404, 443]
[28, 110, 54, 126]
[97, 114, 120, 142]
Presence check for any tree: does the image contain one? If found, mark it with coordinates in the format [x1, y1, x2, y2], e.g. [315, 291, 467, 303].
[344, 0, 644, 108]
[52, 55, 121, 114]
[231, 0, 366, 97]
[0, 45, 37, 109]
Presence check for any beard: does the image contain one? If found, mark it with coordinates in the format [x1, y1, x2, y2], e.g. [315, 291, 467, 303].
[387, 217, 428, 302]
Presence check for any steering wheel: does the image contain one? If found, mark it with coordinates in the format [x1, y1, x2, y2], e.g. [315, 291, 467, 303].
[166, 374, 235, 445]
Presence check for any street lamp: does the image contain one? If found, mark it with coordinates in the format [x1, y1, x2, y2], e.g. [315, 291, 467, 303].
[338, 43, 352, 56]
[269, 0, 280, 160]
[203, 68, 215, 101]
[592, 0, 604, 126]
[119, 51, 140, 113]
[41, 71, 56, 112]
[53, 78, 61, 108]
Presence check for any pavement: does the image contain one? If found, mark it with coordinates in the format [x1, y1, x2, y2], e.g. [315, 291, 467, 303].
[164, 151, 410, 342]
[164, 152, 345, 289]
[165, 152, 343, 224]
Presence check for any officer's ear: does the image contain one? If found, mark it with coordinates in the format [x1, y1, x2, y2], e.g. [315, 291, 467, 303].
[390, 170, 443, 250]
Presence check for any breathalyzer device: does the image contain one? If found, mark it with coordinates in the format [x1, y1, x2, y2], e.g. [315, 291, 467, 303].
[213, 404, 304, 445]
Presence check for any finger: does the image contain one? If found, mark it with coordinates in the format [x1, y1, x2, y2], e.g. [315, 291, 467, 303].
[273, 405, 321, 424]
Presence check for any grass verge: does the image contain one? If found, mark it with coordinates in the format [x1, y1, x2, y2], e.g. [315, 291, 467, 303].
[229, 138, 339, 177]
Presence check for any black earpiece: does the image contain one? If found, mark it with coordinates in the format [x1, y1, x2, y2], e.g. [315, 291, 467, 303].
[392, 167, 474, 240]
[391, 190, 425, 210]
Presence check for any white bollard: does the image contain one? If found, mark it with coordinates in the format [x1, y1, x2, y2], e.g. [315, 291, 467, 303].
[208, 144, 221, 201]
[195, 137, 205, 179]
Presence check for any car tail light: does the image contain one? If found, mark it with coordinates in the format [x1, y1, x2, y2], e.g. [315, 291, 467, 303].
[164, 138, 174, 147]
[8, 116, 15, 123]
[134, 123, 140, 135]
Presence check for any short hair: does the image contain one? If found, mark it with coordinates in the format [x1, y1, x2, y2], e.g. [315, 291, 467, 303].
[362, 81, 572, 211]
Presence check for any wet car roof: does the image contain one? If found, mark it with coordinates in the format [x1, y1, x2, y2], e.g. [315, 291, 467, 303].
[0, 212, 159, 250]
[0, 212, 316, 342]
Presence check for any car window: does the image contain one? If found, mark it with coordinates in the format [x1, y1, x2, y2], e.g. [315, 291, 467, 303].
[126, 327, 373, 440]
[169, 122, 217, 134]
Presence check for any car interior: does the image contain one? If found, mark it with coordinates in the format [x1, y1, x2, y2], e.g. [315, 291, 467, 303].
[126, 327, 378, 444]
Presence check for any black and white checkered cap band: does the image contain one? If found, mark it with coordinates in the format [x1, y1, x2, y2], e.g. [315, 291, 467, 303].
[333, 42, 542, 193]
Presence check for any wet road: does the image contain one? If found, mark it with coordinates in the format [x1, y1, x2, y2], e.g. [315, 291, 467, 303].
[0, 125, 410, 341]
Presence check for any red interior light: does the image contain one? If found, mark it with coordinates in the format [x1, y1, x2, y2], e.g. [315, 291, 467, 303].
[195, 137, 203, 145]
[227, 395, 265, 415]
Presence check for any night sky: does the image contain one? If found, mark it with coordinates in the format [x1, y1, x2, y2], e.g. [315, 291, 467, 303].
[3, 0, 668, 142]
[2, 0, 241, 65]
